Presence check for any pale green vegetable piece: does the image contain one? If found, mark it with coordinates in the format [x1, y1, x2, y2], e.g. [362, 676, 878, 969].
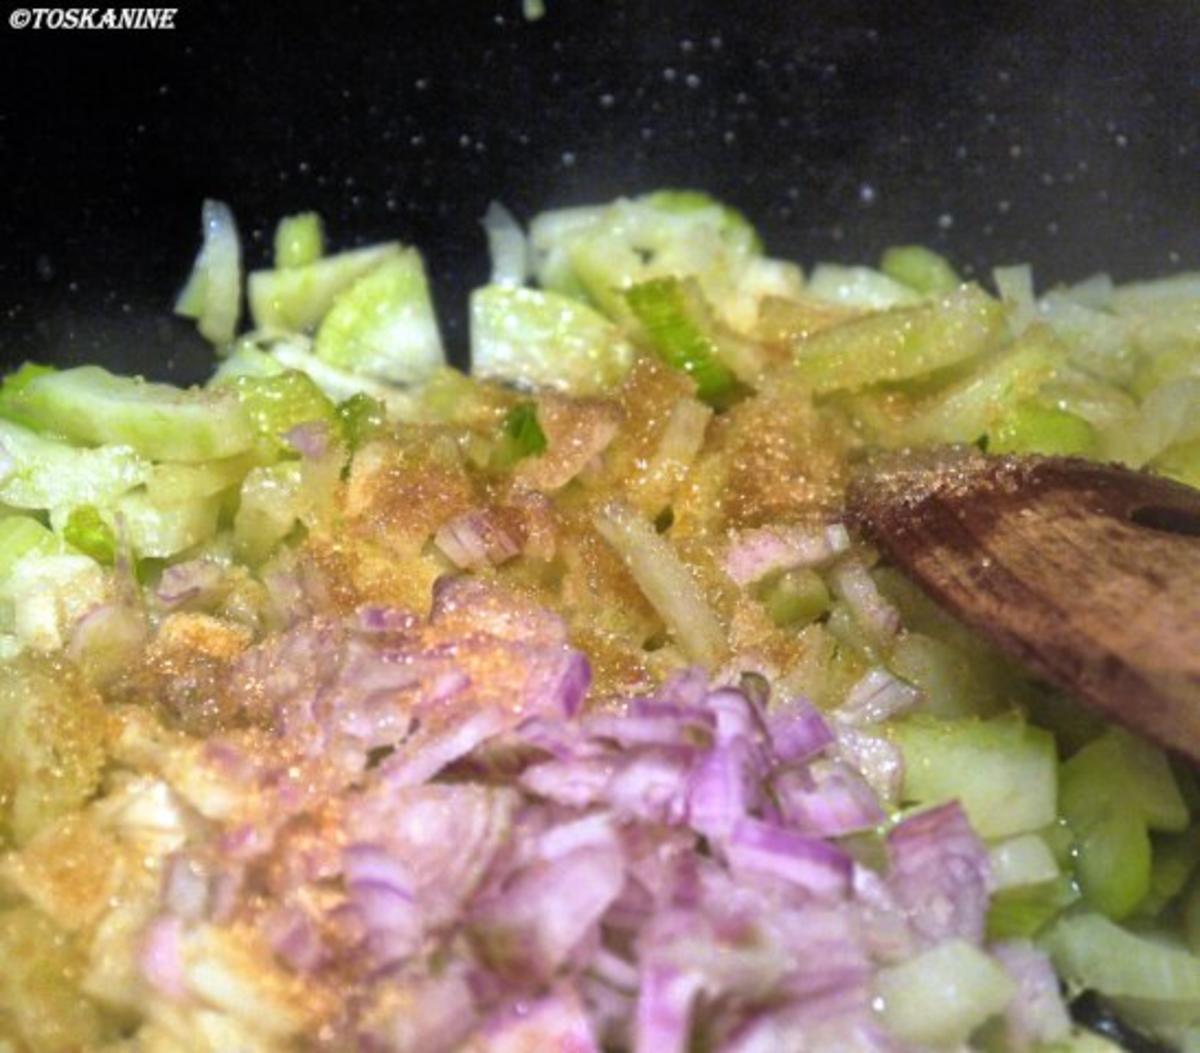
[0, 516, 62, 581]
[891, 715, 1058, 839]
[175, 199, 242, 347]
[881, 245, 961, 295]
[248, 242, 401, 331]
[532, 193, 762, 321]
[899, 325, 1064, 445]
[1046, 913, 1200, 1002]
[807, 263, 922, 310]
[470, 285, 635, 396]
[875, 940, 1015, 1047]
[314, 250, 444, 383]
[0, 420, 148, 512]
[116, 491, 223, 559]
[274, 211, 325, 269]
[791, 284, 1006, 393]
[988, 833, 1060, 891]
[234, 462, 304, 564]
[210, 341, 288, 385]
[9, 366, 255, 463]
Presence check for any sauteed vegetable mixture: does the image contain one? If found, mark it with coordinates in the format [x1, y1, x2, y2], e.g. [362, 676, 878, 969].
[0, 192, 1198, 1052]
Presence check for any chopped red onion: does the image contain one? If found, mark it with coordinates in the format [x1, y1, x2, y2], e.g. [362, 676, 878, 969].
[138, 914, 187, 1000]
[162, 853, 210, 921]
[774, 761, 884, 837]
[688, 737, 761, 843]
[767, 698, 836, 764]
[828, 559, 901, 646]
[834, 724, 905, 807]
[472, 845, 625, 981]
[154, 558, 227, 609]
[991, 940, 1071, 1050]
[286, 420, 332, 459]
[725, 818, 853, 898]
[723, 523, 851, 586]
[435, 508, 523, 570]
[633, 964, 702, 1053]
[470, 987, 600, 1052]
[837, 667, 922, 727]
[887, 801, 991, 947]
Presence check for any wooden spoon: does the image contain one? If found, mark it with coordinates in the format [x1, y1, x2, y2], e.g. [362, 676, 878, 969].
[846, 449, 1200, 762]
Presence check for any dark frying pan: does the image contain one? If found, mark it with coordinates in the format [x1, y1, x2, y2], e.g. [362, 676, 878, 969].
[1, 0, 1198, 383]
[0, 2, 1197, 1045]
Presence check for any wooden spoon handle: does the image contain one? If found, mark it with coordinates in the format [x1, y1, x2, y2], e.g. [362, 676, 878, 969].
[847, 450, 1200, 762]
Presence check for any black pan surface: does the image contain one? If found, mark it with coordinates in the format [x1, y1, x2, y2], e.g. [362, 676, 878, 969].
[1, 0, 1198, 384]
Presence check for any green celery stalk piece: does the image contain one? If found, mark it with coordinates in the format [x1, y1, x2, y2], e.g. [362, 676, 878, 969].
[0, 419, 148, 512]
[228, 371, 338, 457]
[274, 211, 325, 269]
[887, 632, 978, 719]
[790, 283, 1006, 393]
[1154, 438, 1200, 489]
[899, 324, 1065, 445]
[314, 249, 444, 384]
[890, 714, 1058, 839]
[0, 516, 62, 580]
[989, 399, 1098, 456]
[61, 506, 116, 566]
[9, 366, 255, 463]
[760, 567, 830, 628]
[624, 277, 741, 404]
[248, 242, 401, 332]
[470, 285, 636, 396]
[1045, 912, 1200, 1002]
[337, 393, 388, 450]
[1057, 731, 1184, 919]
[986, 874, 1079, 941]
[880, 245, 961, 295]
[1141, 833, 1200, 917]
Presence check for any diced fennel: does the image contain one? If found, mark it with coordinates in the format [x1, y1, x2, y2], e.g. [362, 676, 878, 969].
[8, 366, 255, 462]
[249, 241, 401, 331]
[175, 199, 242, 347]
[270, 340, 420, 417]
[1142, 833, 1200, 916]
[0, 516, 62, 581]
[988, 833, 1060, 891]
[209, 342, 288, 384]
[227, 371, 338, 456]
[115, 490, 223, 559]
[890, 715, 1058, 839]
[790, 284, 1006, 394]
[537, 193, 762, 320]
[874, 940, 1015, 1047]
[806, 264, 922, 310]
[4, 553, 108, 653]
[470, 285, 635, 396]
[314, 249, 444, 383]
[481, 202, 529, 287]
[273, 211, 325, 269]
[143, 454, 257, 505]
[1046, 912, 1200, 1003]
[624, 277, 743, 403]
[880, 245, 961, 295]
[992, 264, 1037, 333]
[0, 420, 148, 512]
[887, 632, 982, 719]
[233, 462, 304, 564]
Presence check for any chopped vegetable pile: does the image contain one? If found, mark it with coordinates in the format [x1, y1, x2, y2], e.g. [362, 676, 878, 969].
[0, 191, 1198, 1052]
